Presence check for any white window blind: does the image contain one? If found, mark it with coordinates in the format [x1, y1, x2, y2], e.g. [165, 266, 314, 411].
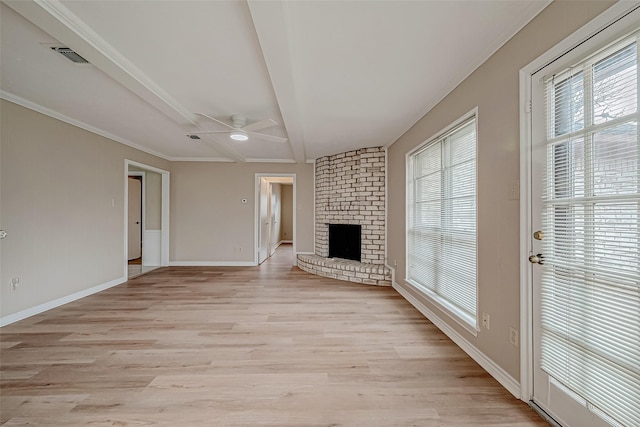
[408, 117, 477, 328]
[541, 34, 640, 427]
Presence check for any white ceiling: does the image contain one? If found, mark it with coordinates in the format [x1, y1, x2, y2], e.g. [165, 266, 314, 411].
[1, 0, 549, 163]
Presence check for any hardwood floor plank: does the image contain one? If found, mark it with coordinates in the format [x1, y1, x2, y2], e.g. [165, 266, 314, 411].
[0, 245, 547, 426]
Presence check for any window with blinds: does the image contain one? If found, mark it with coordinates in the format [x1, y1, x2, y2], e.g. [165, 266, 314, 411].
[407, 115, 477, 330]
[541, 34, 640, 427]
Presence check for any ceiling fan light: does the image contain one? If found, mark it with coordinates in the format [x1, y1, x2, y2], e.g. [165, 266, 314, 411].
[230, 130, 248, 141]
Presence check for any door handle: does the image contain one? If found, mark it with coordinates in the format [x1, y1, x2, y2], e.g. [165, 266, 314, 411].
[529, 254, 545, 265]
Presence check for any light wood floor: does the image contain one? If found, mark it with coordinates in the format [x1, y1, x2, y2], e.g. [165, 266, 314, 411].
[1, 245, 547, 426]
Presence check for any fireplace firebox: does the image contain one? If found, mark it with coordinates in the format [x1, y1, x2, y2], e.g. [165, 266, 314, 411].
[328, 224, 361, 262]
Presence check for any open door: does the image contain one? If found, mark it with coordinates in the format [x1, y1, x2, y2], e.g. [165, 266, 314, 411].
[127, 176, 142, 261]
[269, 185, 281, 257]
[258, 178, 270, 264]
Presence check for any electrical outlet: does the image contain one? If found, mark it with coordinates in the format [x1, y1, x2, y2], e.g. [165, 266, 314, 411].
[10, 277, 20, 291]
[482, 313, 490, 330]
[510, 327, 519, 347]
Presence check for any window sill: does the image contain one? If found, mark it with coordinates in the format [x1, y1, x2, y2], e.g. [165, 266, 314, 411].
[405, 279, 479, 337]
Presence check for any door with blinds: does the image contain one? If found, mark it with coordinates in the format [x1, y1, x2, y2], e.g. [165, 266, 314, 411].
[530, 31, 639, 427]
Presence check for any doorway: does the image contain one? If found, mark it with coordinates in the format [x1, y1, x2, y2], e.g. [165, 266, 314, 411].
[255, 174, 295, 265]
[520, 5, 640, 427]
[125, 160, 170, 278]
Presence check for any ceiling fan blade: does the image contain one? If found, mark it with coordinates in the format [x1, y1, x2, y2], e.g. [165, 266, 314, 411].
[186, 130, 230, 135]
[244, 118, 278, 132]
[195, 113, 234, 129]
[247, 131, 288, 143]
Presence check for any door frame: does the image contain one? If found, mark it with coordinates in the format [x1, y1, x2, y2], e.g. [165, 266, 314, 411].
[124, 160, 170, 277]
[518, 1, 640, 404]
[128, 172, 145, 261]
[254, 173, 296, 265]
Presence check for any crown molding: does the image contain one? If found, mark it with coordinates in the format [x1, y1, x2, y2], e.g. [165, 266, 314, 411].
[245, 158, 296, 164]
[1, 91, 173, 161]
[169, 157, 236, 163]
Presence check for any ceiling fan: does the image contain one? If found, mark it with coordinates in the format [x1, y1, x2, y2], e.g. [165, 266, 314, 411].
[187, 113, 287, 143]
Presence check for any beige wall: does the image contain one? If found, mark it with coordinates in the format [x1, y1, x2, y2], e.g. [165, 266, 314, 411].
[0, 100, 170, 319]
[280, 184, 293, 241]
[387, 1, 614, 381]
[1, 100, 314, 320]
[170, 162, 313, 263]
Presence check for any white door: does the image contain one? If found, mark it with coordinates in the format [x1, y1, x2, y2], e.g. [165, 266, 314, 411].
[258, 178, 270, 264]
[530, 32, 640, 427]
[128, 177, 142, 260]
[269, 189, 279, 256]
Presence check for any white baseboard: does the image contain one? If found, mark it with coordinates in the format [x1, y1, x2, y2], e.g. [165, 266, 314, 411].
[169, 261, 256, 267]
[0, 276, 126, 327]
[393, 281, 521, 398]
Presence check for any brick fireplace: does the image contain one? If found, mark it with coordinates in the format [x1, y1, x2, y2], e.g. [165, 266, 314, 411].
[297, 147, 391, 286]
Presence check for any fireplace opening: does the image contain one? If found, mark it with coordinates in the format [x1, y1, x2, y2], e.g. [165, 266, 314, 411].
[328, 224, 361, 262]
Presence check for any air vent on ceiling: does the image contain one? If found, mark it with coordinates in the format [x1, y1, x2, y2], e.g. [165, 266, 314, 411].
[50, 46, 90, 64]
[187, 134, 201, 140]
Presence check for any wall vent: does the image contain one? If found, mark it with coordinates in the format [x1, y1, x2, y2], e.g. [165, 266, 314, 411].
[50, 46, 89, 64]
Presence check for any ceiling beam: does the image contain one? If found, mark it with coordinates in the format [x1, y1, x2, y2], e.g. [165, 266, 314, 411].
[247, 0, 307, 164]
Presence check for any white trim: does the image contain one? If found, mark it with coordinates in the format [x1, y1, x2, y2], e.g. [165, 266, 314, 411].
[518, 0, 640, 403]
[393, 281, 521, 398]
[312, 159, 316, 256]
[169, 261, 256, 267]
[161, 172, 170, 267]
[0, 277, 125, 327]
[406, 107, 478, 157]
[125, 160, 170, 279]
[518, 63, 535, 402]
[405, 279, 478, 337]
[245, 158, 297, 164]
[169, 157, 236, 163]
[384, 146, 390, 270]
[1, 91, 172, 161]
